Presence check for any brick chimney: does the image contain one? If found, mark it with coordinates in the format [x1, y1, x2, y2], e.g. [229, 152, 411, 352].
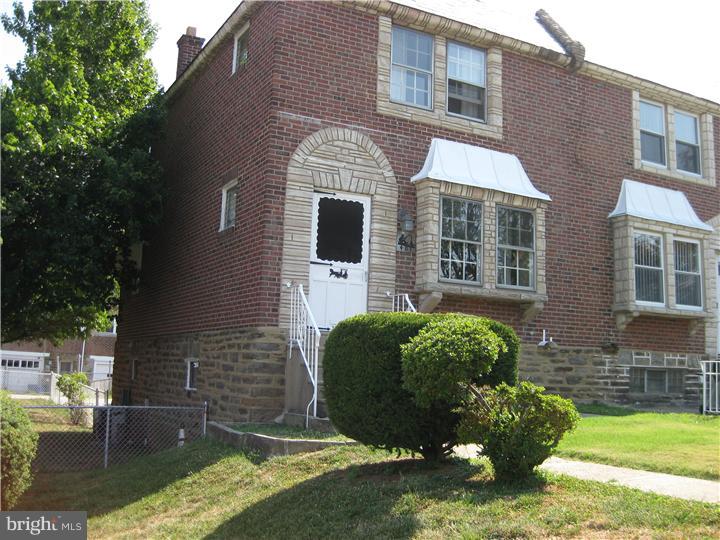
[176, 26, 205, 79]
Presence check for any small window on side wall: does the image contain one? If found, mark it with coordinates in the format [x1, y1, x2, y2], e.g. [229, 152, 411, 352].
[185, 359, 198, 391]
[219, 180, 239, 231]
[232, 23, 249, 74]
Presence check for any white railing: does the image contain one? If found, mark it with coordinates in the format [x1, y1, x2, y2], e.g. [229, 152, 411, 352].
[287, 282, 321, 425]
[701, 360, 720, 414]
[387, 292, 417, 312]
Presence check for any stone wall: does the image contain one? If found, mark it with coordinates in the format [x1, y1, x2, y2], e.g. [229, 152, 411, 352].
[519, 344, 703, 409]
[112, 327, 287, 424]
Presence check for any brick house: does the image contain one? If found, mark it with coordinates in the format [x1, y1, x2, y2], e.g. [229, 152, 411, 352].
[113, 0, 720, 422]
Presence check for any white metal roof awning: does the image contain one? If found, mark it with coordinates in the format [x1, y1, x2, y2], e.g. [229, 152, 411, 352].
[608, 179, 712, 231]
[411, 138, 551, 201]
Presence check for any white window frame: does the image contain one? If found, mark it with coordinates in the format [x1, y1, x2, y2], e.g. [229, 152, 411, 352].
[219, 179, 239, 232]
[390, 26, 434, 110]
[639, 99, 667, 167]
[673, 238, 703, 310]
[674, 110, 702, 176]
[231, 22, 250, 75]
[185, 358, 199, 391]
[496, 206, 535, 291]
[633, 231, 665, 306]
[446, 41, 487, 123]
[438, 196, 483, 285]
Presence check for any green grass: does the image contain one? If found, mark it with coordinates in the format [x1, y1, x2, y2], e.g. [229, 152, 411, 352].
[16, 398, 91, 432]
[230, 422, 351, 441]
[557, 405, 720, 480]
[16, 439, 719, 539]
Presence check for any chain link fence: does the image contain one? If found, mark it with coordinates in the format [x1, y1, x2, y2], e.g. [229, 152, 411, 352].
[22, 404, 207, 472]
[0, 368, 52, 395]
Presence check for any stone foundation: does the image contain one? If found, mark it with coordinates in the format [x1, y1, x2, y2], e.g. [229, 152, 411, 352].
[519, 345, 703, 410]
[113, 327, 287, 424]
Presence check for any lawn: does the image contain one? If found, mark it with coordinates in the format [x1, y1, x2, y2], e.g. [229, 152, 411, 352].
[231, 422, 351, 441]
[556, 404, 720, 480]
[16, 439, 719, 539]
[16, 398, 91, 432]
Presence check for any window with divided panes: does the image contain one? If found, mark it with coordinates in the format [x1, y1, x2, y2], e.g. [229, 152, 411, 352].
[390, 27, 433, 108]
[497, 207, 534, 288]
[674, 240, 702, 307]
[440, 197, 482, 283]
[447, 41, 486, 121]
[634, 233, 664, 303]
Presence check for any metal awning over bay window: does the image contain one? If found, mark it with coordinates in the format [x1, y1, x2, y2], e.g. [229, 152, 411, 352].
[410, 138, 550, 320]
[608, 179, 712, 331]
[411, 138, 551, 201]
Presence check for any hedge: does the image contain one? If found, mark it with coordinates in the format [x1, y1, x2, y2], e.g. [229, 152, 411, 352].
[0, 391, 38, 509]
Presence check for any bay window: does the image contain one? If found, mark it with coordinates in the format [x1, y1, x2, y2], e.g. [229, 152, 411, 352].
[634, 232, 664, 304]
[439, 197, 482, 283]
[674, 240, 702, 308]
[497, 207, 534, 289]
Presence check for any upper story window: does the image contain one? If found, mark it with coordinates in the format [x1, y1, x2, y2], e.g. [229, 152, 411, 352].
[674, 240, 702, 308]
[640, 100, 666, 166]
[675, 111, 701, 175]
[232, 23, 249, 74]
[497, 207, 534, 289]
[634, 232, 664, 304]
[440, 197, 482, 283]
[219, 180, 239, 231]
[447, 42, 486, 121]
[632, 92, 714, 186]
[390, 26, 433, 109]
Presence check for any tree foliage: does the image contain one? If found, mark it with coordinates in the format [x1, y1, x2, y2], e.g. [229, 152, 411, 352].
[1, 0, 165, 343]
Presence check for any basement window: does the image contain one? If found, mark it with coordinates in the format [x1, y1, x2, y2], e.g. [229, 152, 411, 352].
[185, 359, 199, 391]
[630, 367, 684, 394]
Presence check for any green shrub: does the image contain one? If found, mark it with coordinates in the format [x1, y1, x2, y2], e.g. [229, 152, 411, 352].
[323, 312, 458, 460]
[0, 391, 39, 509]
[56, 372, 89, 424]
[401, 316, 506, 407]
[480, 318, 519, 387]
[458, 382, 580, 480]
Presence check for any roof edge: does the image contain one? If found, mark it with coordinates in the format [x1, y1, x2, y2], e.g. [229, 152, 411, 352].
[349, 0, 720, 113]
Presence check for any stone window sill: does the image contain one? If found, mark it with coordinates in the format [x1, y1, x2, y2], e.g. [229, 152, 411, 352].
[636, 161, 713, 187]
[417, 280, 547, 321]
[613, 302, 708, 333]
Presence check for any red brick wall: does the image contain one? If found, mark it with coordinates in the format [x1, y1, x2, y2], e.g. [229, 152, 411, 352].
[120, 1, 718, 354]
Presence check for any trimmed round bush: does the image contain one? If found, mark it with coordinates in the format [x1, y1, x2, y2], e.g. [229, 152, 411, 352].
[323, 312, 520, 461]
[323, 312, 458, 460]
[1, 391, 39, 509]
[457, 382, 580, 480]
[401, 316, 506, 407]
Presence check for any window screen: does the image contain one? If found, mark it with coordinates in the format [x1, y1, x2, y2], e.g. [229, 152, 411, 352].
[315, 198, 364, 264]
[447, 42, 486, 121]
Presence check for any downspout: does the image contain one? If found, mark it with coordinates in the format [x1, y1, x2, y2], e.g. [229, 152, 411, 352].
[535, 9, 585, 72]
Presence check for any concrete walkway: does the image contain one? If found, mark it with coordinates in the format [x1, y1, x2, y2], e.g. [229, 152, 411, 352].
[454, 445, 719, 503]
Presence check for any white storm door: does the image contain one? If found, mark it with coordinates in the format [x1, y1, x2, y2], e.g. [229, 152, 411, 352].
[309, 192, 370, 329]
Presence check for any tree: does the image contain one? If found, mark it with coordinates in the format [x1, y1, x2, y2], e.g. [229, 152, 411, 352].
[1, 0, 165, 343]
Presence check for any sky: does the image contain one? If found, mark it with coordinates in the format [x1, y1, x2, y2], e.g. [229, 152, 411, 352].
[1, 0, 719, 103]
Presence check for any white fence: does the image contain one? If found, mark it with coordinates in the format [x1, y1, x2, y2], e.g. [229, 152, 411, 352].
[701, 360, 720, 414]
[0, 368, 51, 394]
[1, 368, 109, 405]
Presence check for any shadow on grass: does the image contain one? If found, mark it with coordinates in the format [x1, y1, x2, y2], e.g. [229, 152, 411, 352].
[14, 439, 236, 516]
[204, 456, 548, 539]
[576, 403, 640, 416]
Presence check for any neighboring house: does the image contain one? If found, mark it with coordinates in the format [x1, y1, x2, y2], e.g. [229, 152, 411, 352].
[113, 0, 720, 422]
[2, 320, 117, 383]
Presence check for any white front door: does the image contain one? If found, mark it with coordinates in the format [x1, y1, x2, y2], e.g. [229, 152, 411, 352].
[309, 192, 370, 329]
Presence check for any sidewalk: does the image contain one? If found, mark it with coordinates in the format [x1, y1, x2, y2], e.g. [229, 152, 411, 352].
[454, 445, 720, 503]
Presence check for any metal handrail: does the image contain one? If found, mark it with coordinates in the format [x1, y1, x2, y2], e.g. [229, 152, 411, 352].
[287, 282, 321, 426]
[387, 292, 417, 312]
[700, 360, 720, 415]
